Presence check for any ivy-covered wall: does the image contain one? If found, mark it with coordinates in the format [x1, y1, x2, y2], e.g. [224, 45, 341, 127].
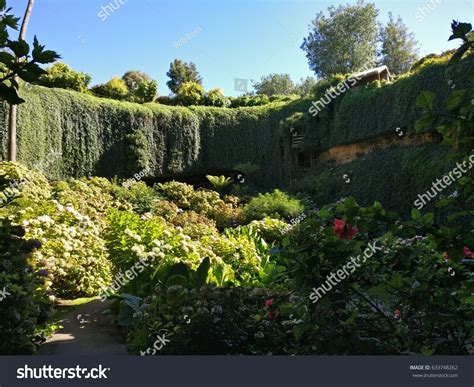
[0, 55, 472, 214]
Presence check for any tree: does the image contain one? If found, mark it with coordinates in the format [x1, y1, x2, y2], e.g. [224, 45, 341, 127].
[204, 87, 228, 107]
[294, 76, 318, 96]
[121, 70, 157, 102]
[176, 81, 205, 106]
[301, 1, 378, 78]
[1, 0, 59, 161]
[166, 59, 202, 94]
[40, 62, 91, 92]
[252, 73, 295, 96]
[91, 77, 128, 100]
[379, 12, 418, 75]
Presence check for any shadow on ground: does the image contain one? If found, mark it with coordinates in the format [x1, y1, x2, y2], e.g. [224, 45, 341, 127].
[39, 299, 127, 355]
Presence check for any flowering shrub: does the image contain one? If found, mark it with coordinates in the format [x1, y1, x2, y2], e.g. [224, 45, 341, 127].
[248, 217, 288, 244]
[277, 198, 473, 354]
[244, 189, 305, 221]
[18, 201, 112, 297]
[127, 286, 304, 355]
[0, 220, 52, 354]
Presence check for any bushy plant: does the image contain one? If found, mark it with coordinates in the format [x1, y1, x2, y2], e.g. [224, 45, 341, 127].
[204, 88, 228, 107]
[91, 77, 128, 100]
[127, 286, 302, 355]
[0, 220, 52, 354]
[40, 62, 91, 92]
[244, 189, 305, 221]
[176, 82, 205, 106]
[248, 217, 288, 244]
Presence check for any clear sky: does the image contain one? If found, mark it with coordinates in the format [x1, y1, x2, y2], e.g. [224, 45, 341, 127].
[10, 0, 474, 96]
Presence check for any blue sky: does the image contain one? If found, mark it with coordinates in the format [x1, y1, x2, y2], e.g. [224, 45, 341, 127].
[10, 0, 474, 96]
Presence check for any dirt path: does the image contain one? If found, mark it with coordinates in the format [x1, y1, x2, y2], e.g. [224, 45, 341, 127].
[40, 299, 128, 355]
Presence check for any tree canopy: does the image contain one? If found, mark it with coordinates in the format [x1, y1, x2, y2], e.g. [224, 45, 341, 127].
[166, 59, 202, 94]
[252, 73, 296, 96]
[379, 12, 418, 75]
[301, 1, 378, 77]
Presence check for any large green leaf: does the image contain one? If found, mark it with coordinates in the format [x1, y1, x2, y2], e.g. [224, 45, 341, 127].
[416, 91, 435, 110]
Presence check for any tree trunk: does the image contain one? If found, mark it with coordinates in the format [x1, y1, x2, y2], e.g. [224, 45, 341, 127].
[7, 0, 35, 162]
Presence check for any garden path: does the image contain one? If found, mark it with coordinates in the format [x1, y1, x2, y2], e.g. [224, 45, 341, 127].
[39, 299, 127, 355]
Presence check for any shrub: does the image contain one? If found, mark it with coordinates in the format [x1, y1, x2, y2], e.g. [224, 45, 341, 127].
[127, 286, 299, 355]
[204, 88, 228, 107]
[40, 62, 91, 92]
[111, 181, 159, 214]
[244, 189, 304, 221]
[91, 77, 128, 100]
[176, 82, 205, 106]
[205, 175, 233, 193]
[0, 220, 52, 354]
[156, 181, 195, 209]
[248, 217, 288, 244]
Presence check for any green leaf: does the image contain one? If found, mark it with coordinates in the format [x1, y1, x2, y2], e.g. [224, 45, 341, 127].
[166, 274, 188, 287]
[446, 90, 467, 111]
[414, 114, 436, 133]
[411, 208, 422, 220]
[7, 39, 29, 57]
[416, 91, 436, 110]
[192, 257, 210, 288]
[0, 82, 24, 104]
[0, 51, 15, 65]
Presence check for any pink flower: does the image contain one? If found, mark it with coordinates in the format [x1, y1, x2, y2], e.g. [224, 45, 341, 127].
[463, 246, 474, 258]
[264, 298, 274, 308]
[332, 219, 358, 240]
[394, 309, 401, 319]
[267, 310, 278, 320]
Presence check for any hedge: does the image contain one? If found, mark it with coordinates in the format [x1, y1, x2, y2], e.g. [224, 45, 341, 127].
[0, 55, 472, 214]
[291, 143, 455, 217]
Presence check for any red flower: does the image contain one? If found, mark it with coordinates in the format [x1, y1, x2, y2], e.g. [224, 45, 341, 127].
[264, 298, 274, 308]
[332, 219, 358, 240]
[394, 309, 401, 319]
[463, 246, 474, 258]
[267, 310, 278, 320]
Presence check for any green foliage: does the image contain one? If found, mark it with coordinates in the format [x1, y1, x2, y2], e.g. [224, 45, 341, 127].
[121, 70, 158, 103]
[176, 81, 205, 106]
[379, 12, 418, 75]
[278, 198, 473, 354]
[301, 2, 378, 77]
[127, 286, 299, 355]
[91, 77, 128, 100]
[166, 59, 202, 94]
[0, 219, 52, 354]
[0, 1, 59, 104]
[204, 87, 228, 107]
[244, 189, 305, 221]
[229, 93, 270, 107]
[252, 73, 296, 96]
[206, 175, 233, 192]
[294, 76, 318, 96]
[292, 144, 454, 217]
[40, 62, 91, 92]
